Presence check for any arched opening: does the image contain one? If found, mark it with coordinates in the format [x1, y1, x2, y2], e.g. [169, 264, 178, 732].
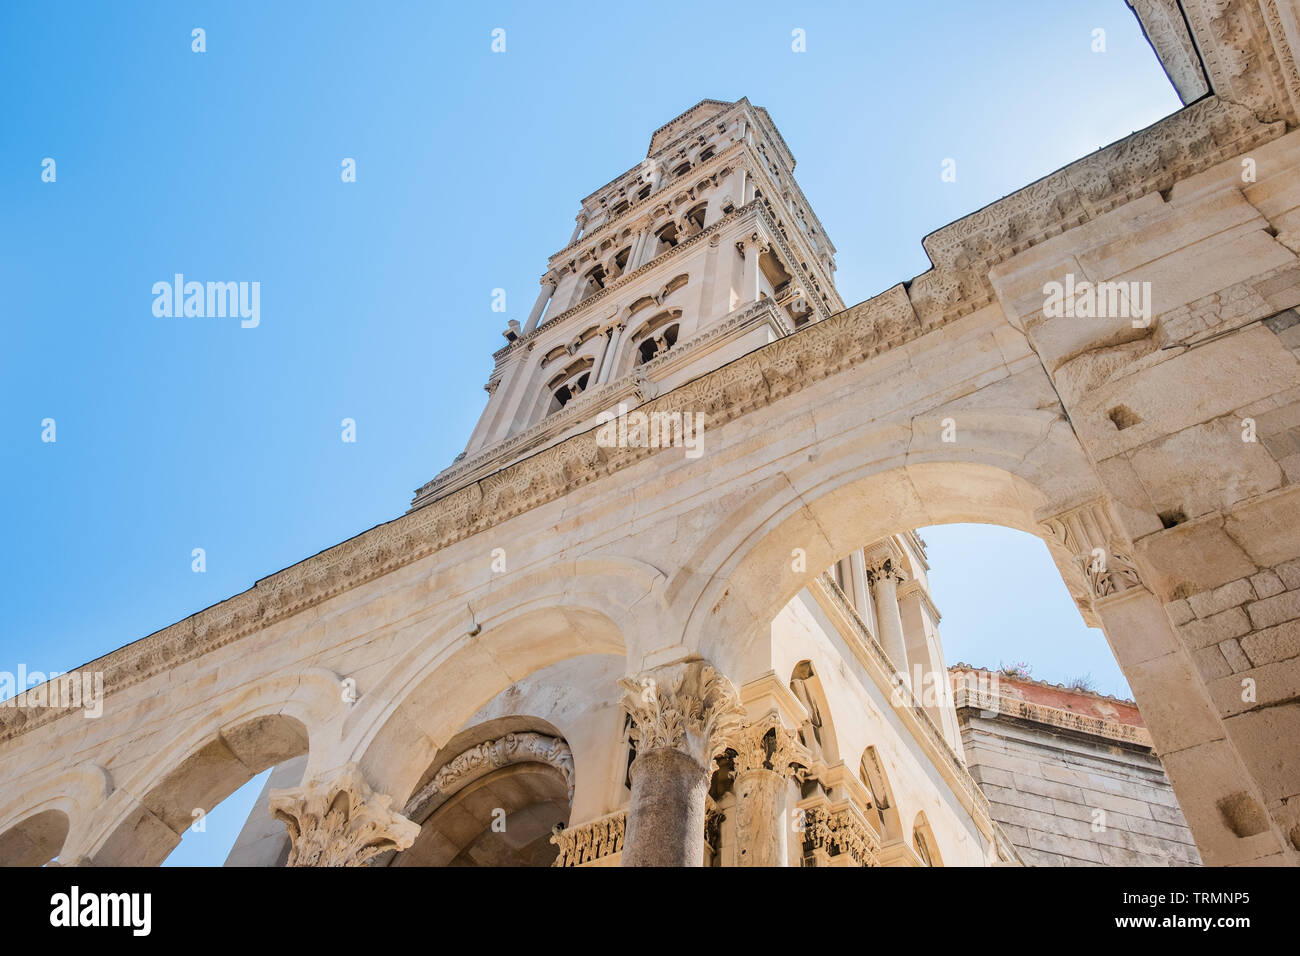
[912, 811, 943, 866]
[93, 713, 310, 866]
[631, 310, 682, 368]
[789, 660, 840, 772]
[546, 357, 595, 412]
[391, 720, 574, 867]
[350, 595, 632, 817]
[580, 263, 607, 300]
[860, 746, 903, 844]
[682, 202, 707, 237]
[654, 222, 680, 255]
[0, 809, 68, 867]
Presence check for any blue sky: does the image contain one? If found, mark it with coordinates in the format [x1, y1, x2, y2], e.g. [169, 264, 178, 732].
[2, 1, 1182, 864]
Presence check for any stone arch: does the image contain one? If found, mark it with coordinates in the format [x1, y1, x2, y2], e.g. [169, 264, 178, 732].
[787, 660, 840, 768]
[91, 712, 311, 866]
[0, 762, 110, 865]
[0, 810, 68, 867]
[673, 413, 1091, 679]
[911, 810, 943, 866]
[390, 717, 575, 867]
[345, 559, 654, 807]
[859, 746, 903, 844]
[86, 671, 340, 866]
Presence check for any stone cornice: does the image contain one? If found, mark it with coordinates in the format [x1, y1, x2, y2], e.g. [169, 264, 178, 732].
[1182, 0, 1300, 127]
[952, 683, 1154, 749]
[1128, 0, 1211, 104]
[910, 95, 1280, 326]
[0, 90, 1278, 746]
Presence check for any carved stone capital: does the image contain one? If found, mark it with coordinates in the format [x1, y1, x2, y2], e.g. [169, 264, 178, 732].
[863, 542, 907, 586]
[1041, 500, 1143, 602]
[269, 763, 419, 867]
[731, 711, 810, 778]
[619, 660, 744, 771]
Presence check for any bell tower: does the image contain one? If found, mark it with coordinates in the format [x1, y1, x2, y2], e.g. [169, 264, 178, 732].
[412, 97, 843, 510]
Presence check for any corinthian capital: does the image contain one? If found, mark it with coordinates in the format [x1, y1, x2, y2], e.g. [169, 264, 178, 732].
[268, 763, 420, 867]
[731, 711, 811, 778]
[619, 660, 744, 770]
[863, 542, 906, 585]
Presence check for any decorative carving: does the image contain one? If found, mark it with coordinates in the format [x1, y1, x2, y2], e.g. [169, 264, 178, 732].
[1041, 500, 1144, 601]
[731, 711, 810, 778]
[802, 805, 880, 866]
[863, 541, 907, 586]
[704, 802, 725, 856]
[1127, 0, 1211, 103]
[405, 732, 574, 822]
[268, 763, 419, 867]
[618, 661, 744, 770]
[550, 809, 626, 866]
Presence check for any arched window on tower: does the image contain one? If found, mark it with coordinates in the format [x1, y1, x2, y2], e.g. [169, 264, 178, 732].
[654, 222, 680, 256]
[547, 358, 595, 413]
[631, 311, 681, 367]
[682, 202, 707, 238]
[580, 264, 607, 301]
[610, 246, 631, 279]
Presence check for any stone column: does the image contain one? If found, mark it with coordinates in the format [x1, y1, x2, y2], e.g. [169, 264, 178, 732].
[732, 167, 747, 208]
[865, 548, 909, 680]
[738, 234, 764, 304]
[848, 549, 871, 616]
[731, 712, 809, 867]
[629, 224, 653, 270]
[597, 321, 626, 383]
[618, 660, 744, 867]
[523, 276, 558, 334]
[268, 762, 419, 867]
[567, 211, 588, 247]
[589, 326, 612, 384]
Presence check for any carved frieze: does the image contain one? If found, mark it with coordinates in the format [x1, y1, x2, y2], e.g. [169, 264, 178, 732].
[801, 805, 881, 866]
[550, 809, 626, 866]
[405, 732, 574, 822]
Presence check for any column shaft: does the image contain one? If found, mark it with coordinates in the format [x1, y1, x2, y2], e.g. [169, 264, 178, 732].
[523, 279, 556, 334]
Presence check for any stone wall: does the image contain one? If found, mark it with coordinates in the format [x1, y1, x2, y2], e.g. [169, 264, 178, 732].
[952, 667, 1200, 866]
